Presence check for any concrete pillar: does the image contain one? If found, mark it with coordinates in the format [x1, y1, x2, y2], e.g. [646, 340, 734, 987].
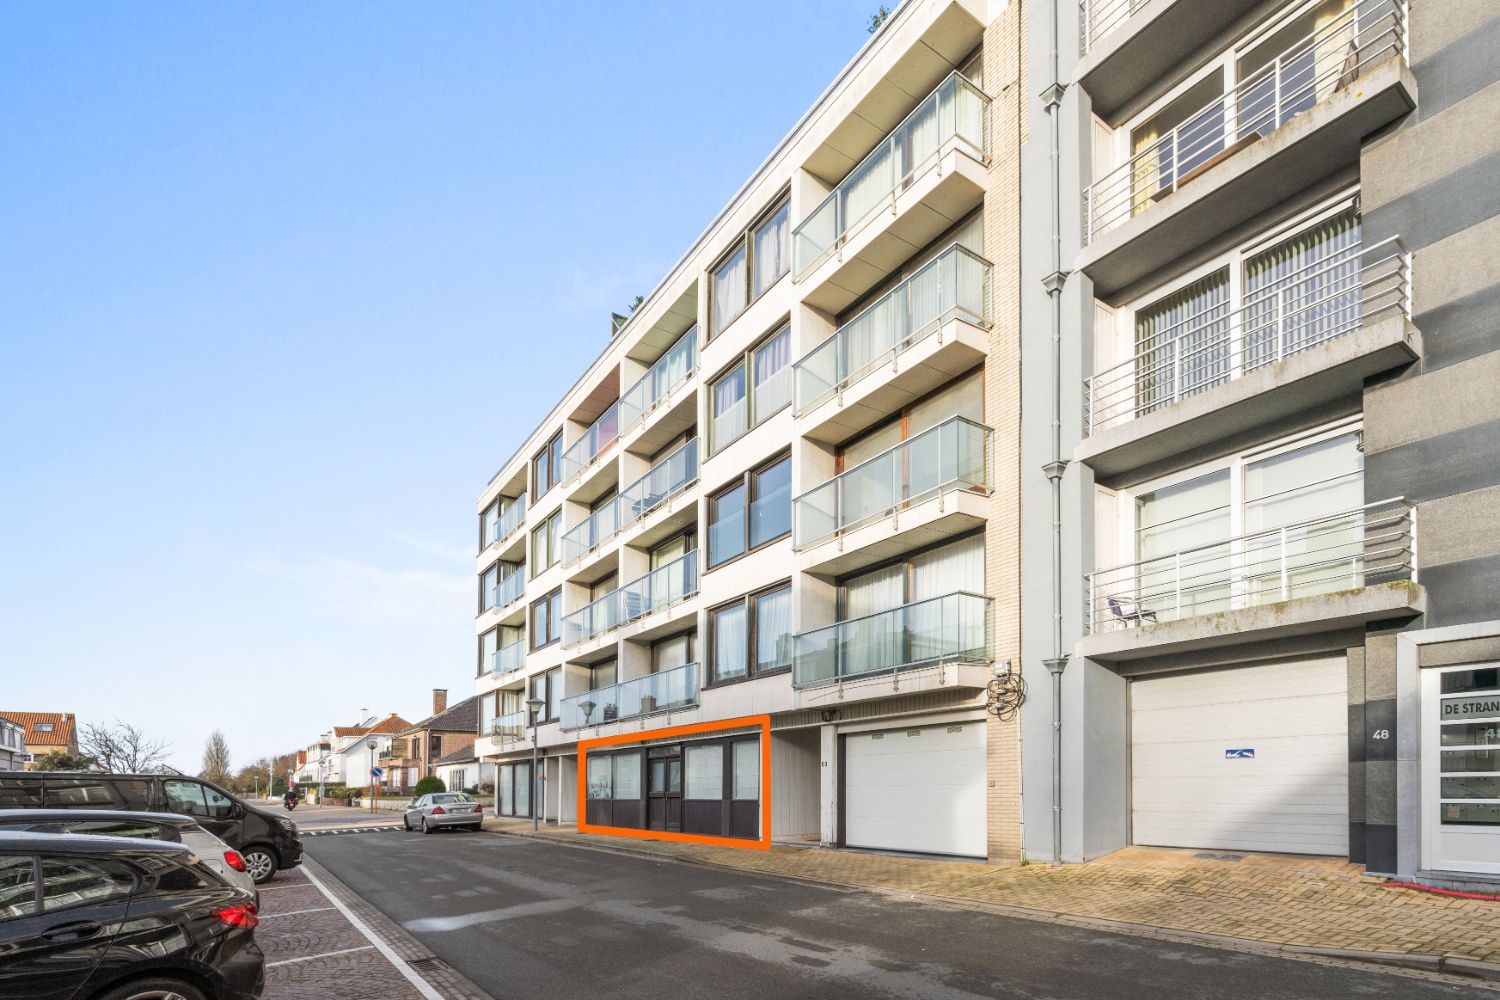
[819, 723, 839, 846]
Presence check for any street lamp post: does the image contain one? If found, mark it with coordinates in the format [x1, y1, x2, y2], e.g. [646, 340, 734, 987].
[367, 740, 378, 815]
[526, 697, 544, 832]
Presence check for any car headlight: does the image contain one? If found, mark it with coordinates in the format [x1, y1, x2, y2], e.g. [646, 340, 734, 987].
[277, 817, 296, 831]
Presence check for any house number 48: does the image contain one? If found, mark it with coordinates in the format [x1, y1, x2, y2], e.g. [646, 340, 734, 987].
[1372, 729, 1390, 740]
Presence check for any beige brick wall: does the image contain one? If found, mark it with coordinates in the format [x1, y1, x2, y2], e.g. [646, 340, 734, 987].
[982, 0, 1027, 864]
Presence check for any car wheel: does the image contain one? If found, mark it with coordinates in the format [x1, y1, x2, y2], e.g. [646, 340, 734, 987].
[421, 818, 432, 835]
[242, 846, 278, 885]
[469, 823, 483, 832]
[96, 976, 207, 1000]
[403, 815, 412, 832]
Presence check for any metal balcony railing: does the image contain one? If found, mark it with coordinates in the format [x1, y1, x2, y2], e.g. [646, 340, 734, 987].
[792, 72, 990, 278]
[1084, 0, 1407, 243]
[561, 550, 699, 648]
[490, 568, 525, 612]
[559, 401, 621, 486]
[490, 492, 527, 547]
[560, 438, 698, 567]
[793, 415, 992, 550]
[619, 331, 696, 436]
[490, 711, 526, 743]
[1085, 236, 1411, 434]
[1085, 498, 1417, 634]
[490, 640, 525, 676]
[559, 662, 700, 731]
[1079, 0, 1143, 55]
[793, 592, 994, 687]
[794, 244, 993, 415]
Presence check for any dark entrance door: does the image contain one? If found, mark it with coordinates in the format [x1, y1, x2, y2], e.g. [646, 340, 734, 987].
[647, 757, 682, 831]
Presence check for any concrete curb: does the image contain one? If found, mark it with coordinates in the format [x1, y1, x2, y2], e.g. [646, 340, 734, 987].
[485, 825, 1500, 990]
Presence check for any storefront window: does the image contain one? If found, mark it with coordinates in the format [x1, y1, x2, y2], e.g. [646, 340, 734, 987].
[587, 757, 612, 800]
[685, 745, 723, 800]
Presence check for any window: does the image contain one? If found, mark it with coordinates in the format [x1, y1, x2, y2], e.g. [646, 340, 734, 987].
[733, 741, 759, 800]
[587, 756, 612, 799]
[34, 723, 52, 732]
[481, 499, 500, 550]
[613, 752, 641, 800]
[429, 734, 442, 757]
[530, 589, 562, 649]
[709, 326, 792, 451]
[709, 583, 792, 685]
[840, 535, 985, 617]
[532, 431, 564, 496]
[480, 562, 499, 613]
[46, 777, 151, 811]
[685, 744, 724, 800]
[652, 632, 695, 672]
[708, 454, 791, 567]
[530, 510, 561, 577]
[154, 863, 215, 892]
[590, 660, 618, 690]
[0, 856, 38, 919]
[40, 856, 133, 912]
[712, 195, 789, 338]
[529, 667, 562, 722]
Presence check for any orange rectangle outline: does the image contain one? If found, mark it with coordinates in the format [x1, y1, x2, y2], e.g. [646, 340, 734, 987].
[576, 714, 771, 850]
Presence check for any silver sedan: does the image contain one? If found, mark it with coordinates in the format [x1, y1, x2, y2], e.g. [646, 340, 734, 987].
[402, 792, 485, 833]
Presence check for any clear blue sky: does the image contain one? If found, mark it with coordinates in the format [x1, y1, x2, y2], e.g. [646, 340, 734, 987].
[0, 2, 877, 773]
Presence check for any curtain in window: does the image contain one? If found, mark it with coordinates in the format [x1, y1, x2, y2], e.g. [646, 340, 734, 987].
[479, 694, 496, 734]
[909, 535, 985, 661]
[911, 535, 985, 601]
[712, 367, 747, 450]
[515, 764, 530, 816]
[752, 329, 792, 420]
[750, 460, 791, 549]
[904, 89, 942, 179]
[753, 206, 789, 298]
[712, 603, 748, 682]
[658, 329, 696, 395]
[1243, 432, 1364, 600]
[1134, 269, 1230, 417]
[841, 140, 894, 233]
[500, 766, 514, 813]
[713, 248, 747, 336]
[685, 745, 723, 800]
[480, 630, 497, 672]
[1136, 470, 1233, 619]
[653, 633, 692, 672]
[732, 741, 759, 801]
[840, 289, 904, 386]
[613, 753, 641, 800]
[587, 757, 611, 800]
[907, 254, 945, 335]
[1244, 208, 1360, 370]
[842, 564, 906, 675]
[754, 587, 793, 673]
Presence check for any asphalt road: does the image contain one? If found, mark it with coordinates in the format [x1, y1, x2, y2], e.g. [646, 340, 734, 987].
[307, 830, 1494, 1000]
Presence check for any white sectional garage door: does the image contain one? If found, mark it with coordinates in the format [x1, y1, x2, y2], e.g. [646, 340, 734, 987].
[1131, 658, 1348, 855]
[844, 721, 986, 858]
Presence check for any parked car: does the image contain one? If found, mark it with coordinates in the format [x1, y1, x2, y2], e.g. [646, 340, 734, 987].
[0, 772, 301, 885]
[0, 810, 257, 898]
[0, 829, 263, 1000]
[403, 791, 484, 833]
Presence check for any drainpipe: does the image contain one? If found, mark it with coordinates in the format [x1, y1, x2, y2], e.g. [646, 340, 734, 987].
[1040, 0, 1072, 865]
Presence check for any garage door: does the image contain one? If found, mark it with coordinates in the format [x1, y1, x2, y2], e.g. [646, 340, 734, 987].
[844, 721, 986, 857]
[1131, 658, 1347, 855]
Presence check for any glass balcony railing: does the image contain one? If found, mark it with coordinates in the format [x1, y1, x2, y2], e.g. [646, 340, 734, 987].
[490, 711, 526, 743]
[1085, 498, 1417, 634]
[559, 662, 700, 731]
[793, 592, 993, 687]
[792, 72, 990, 278]
[561, 550, 700, 648]
[793, 416, 991, 549]
[1086, 237, 1411, 435]
[1085, 0, 1406, 243]
[490, 568, 525, 611]
[620, 331, 697, 436]
[561, 438, 699, 566]
[560, 401, 621, 486]
[794, 244, 992, 415]
[490, 640, 525, 676]
[490, 492, 526, 547]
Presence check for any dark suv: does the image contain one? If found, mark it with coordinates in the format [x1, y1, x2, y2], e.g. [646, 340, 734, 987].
[0, 829, 264, 1000]
[0, 772, 301, 885]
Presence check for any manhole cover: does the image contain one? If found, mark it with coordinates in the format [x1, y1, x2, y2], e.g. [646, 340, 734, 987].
[1192, 851, 1245, 862]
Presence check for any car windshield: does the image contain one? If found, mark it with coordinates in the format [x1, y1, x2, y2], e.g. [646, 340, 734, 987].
[431, 793, 471, 804]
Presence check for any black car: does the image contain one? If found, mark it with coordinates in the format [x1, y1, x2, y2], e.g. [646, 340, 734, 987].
[0, 829, 263, 1000]
[0, 773, 300, 885]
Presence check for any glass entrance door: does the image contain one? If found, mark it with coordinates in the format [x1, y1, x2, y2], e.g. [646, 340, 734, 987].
[1423, 664, 1500, 875]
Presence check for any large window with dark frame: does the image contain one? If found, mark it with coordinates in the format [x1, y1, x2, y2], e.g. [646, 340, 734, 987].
[530, 509, 561, 577]
[712, 195, 790, 339]
[709, 582, 793, 685]
[707, 453, 791, 569]
[532, 431, 564, 497]
[529, 667, 562, 723]
[530, 589, 563, 649]
[709, 326, 792, 452]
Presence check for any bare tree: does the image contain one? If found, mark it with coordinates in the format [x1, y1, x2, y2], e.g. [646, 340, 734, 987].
[79, 720, 172, 774]
[201, 730, 232, 785]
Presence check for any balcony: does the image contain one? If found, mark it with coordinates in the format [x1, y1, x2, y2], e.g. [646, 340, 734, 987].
[1077, 0, 1266, 119]
[792, 72, 991, 315]
[794, 416, 991, 576]
[1082, 498, 1423, 661]
[488, 568, 526, 620]
[792, 592, 994, 705]
[1081, 236, 1419, 478]
[560, 401, 620, 496]
[620, 331, 697, 455]
[1080, 0, 1414, 295]
[490, 711, 527, 745]
[561, 550, 699, 650]
[795, 244, 992, 444]
[561, 438, 699, 570]
[490, 640, 525, 678]
[485, 492, 527, 563]
[559, 662, 700, 731]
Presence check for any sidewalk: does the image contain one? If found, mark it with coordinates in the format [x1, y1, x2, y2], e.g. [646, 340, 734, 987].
[482, 817, 1500, 975]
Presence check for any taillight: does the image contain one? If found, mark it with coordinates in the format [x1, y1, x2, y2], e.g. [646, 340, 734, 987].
[431, 806, 445, 815]
[223, 850, 247, 873]
[217, 902, 259, 930]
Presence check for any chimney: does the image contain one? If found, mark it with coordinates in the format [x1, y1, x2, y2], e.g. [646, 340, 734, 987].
[433, 689, 448, 715]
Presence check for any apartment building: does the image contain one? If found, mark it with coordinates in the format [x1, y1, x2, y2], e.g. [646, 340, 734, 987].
[474, 0, 1025, 859]
[1021, 0, 1499, 884]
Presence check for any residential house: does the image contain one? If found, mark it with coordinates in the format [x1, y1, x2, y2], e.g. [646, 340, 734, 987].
[382, 690, 481, 790]
[0, 712, 80, 769]
[0, 716, 25, 771]
[433, 745, 494, 796]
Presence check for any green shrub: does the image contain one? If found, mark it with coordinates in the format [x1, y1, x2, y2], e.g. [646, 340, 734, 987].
[413, 776, 446, 796]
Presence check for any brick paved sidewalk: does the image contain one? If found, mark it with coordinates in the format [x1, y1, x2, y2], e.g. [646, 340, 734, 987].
[482, 817, 1500, 972]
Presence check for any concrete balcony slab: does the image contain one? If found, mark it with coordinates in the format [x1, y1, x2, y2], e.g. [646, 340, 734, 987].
[793, 660, 992, 710]
[797, 487, 989, 578]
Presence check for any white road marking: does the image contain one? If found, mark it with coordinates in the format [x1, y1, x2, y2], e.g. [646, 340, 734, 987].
[301, 864, 445, 1000]
[260, 906, 337, 919]
[403, 896, 582, 933]
[266, 945, 374, 968]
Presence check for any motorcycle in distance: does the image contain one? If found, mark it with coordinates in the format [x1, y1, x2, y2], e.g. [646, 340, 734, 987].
[283, 787, 299, 811]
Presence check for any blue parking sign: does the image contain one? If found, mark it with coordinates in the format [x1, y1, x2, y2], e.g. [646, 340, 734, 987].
[371, 766, 384, 778]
